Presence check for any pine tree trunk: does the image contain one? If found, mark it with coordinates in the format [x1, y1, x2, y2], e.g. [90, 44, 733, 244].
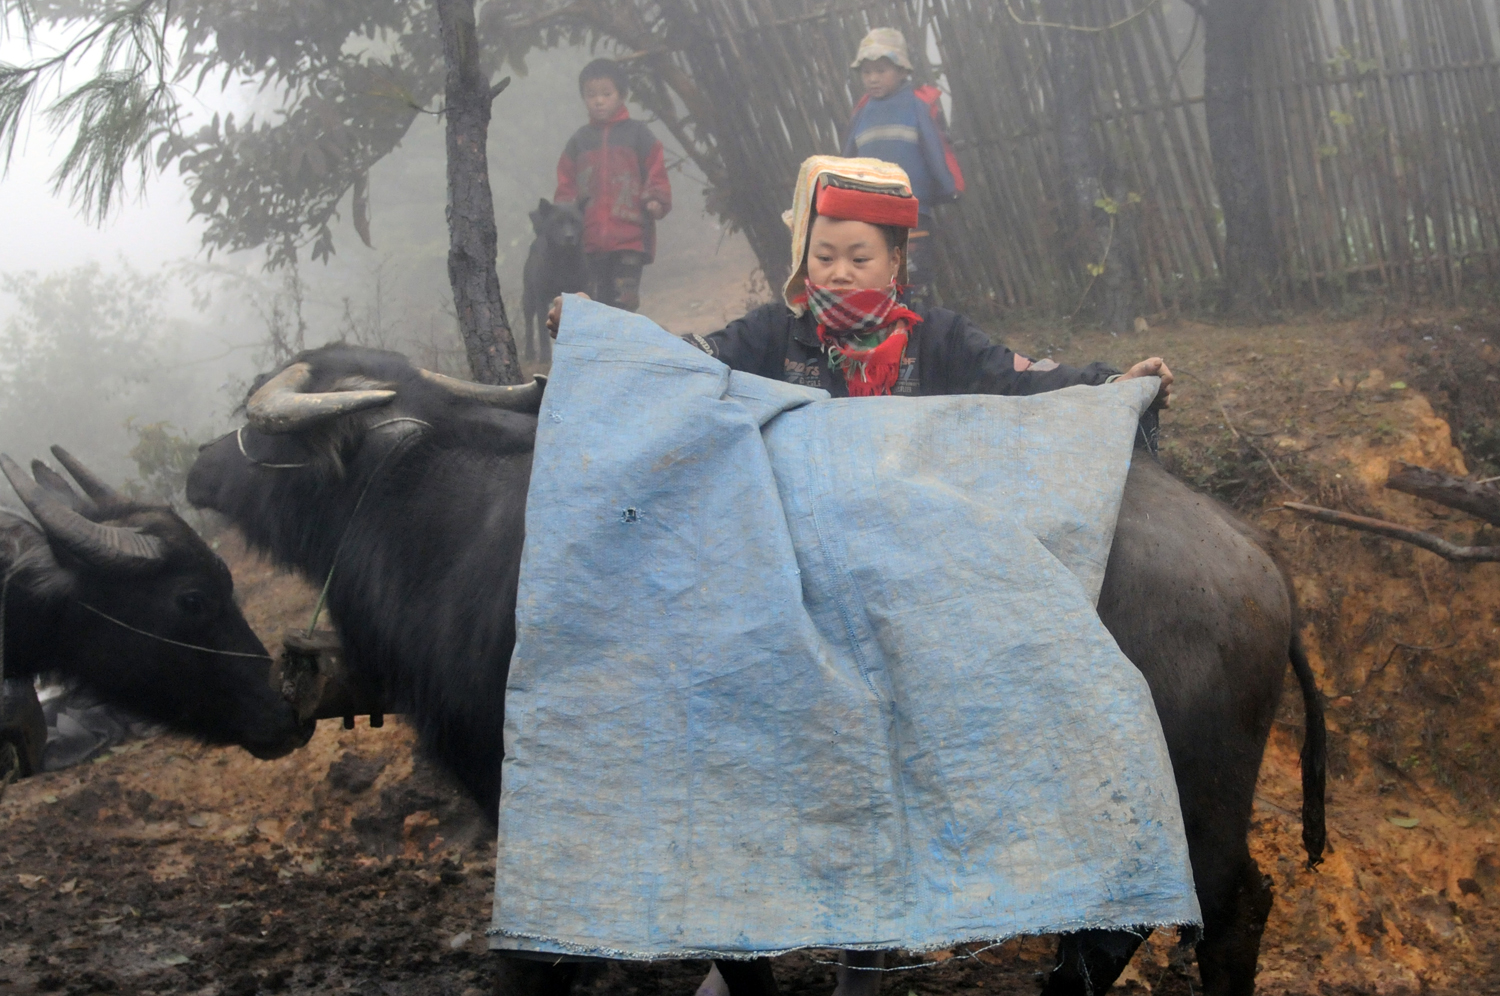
[434, 0, 522, 384]
[1204, 0, 1278, 315]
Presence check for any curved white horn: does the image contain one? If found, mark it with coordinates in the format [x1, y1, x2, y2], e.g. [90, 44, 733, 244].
[418, 369, 546, 414]
[246, 362, 397, 434]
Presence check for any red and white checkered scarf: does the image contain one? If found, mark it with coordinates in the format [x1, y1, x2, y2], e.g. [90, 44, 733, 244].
[804, 281, 922, 397]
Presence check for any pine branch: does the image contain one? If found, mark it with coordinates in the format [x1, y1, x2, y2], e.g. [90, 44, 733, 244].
[0, 0, 179, 221]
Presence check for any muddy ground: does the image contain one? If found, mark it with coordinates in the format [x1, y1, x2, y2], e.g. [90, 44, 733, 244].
[4, 295, 1500, 995]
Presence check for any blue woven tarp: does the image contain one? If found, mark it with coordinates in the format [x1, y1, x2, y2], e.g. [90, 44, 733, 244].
[489, 297, 1199, 959]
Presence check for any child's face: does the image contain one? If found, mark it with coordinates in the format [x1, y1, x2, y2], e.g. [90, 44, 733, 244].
[583, 77, 624, 123]
[860, 59, 908, 100]
[806, 216, 901, 290]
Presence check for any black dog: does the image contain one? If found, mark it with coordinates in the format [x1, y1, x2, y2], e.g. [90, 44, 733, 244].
[520, 198, 588, 365]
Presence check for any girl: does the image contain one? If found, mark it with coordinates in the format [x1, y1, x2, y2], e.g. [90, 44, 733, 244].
[554, 155, 1171, 408]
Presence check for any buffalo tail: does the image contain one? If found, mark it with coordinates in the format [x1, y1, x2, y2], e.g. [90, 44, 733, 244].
[1290, 631, 1327, 868]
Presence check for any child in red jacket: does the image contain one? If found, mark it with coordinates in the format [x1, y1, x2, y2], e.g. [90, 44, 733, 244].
[555, 59, 672, 313]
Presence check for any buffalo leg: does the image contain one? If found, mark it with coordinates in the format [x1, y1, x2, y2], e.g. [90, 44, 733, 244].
[1040, 928, 1147, 995]
[833, 949, 885, 996]
[714, 958, 779, 996]
[1194, 859, 1273, 996]
[490, 955, 580, 996]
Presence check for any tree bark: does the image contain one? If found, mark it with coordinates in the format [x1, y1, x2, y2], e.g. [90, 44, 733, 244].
[1047, 0, 1141, 332]
[435, 0, 522, 385]
[1203, 0, 1278, 316]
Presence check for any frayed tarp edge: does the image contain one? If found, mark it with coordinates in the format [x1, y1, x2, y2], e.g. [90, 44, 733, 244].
[485, 919, 1203, 962]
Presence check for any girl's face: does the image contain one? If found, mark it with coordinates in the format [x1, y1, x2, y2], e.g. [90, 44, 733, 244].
[583, 77, 624, 123]
[805, 216, 901, 290]
[860, 59, 908, 100]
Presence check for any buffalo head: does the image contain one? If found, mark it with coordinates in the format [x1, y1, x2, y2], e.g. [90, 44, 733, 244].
[186, 346, 541, 567]
[186, 346, 542, 810]
[1, 447, 312, 760]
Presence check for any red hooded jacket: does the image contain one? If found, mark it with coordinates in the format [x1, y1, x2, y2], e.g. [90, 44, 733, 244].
[555, 106, 672, 260]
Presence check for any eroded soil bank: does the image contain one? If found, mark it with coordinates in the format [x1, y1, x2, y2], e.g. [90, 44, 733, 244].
[4, 305, 1500, 995]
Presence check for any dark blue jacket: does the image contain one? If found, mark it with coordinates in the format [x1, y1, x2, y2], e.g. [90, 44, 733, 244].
[843, 84, 964, 217]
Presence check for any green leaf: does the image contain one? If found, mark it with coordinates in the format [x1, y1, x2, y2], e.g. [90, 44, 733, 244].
[1387, 816, 1420, 828]
[1388, 381, 1406, 390]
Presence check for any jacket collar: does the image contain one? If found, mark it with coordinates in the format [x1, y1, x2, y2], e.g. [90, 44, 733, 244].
[866, 81, 916, 103]
[591, 105, 631, 127]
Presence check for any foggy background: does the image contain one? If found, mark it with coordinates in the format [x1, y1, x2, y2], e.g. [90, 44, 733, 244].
[0, 43, 757, 492]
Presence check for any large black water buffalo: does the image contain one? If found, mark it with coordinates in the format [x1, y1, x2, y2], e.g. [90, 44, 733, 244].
[186, 345, 1326, 996]
[0, 447, 312, 770]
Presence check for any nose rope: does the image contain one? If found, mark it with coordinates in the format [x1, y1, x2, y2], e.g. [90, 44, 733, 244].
[75, 602, 273, 659]
[0, 416, 433, 671]
[237, 426, 311, 469]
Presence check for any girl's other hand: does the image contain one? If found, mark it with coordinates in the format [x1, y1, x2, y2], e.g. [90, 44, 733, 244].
[547, 293, 591, 338]
[1119, 357, 1173, 408]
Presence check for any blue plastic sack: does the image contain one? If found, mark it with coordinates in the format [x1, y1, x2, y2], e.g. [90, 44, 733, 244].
[489, 297, 1199, 959]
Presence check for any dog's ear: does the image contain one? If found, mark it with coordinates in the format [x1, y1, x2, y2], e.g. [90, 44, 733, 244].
[529, 198, 553, 233]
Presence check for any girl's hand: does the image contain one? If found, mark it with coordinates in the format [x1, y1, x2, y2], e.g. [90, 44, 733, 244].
[547, 293, 591, 338]
[644, 199, 666, 220]
[1119, 357, 1173, 409]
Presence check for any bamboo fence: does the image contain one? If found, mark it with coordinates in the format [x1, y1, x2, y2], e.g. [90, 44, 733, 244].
[1254, 0, 1500, 301]
[639, 0, 1500, 313]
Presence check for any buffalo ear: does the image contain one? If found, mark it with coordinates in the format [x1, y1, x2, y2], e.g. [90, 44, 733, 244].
[0, 511, 75, 600]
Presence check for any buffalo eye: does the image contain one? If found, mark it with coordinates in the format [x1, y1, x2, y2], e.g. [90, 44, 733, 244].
[176, 591, 209, 617]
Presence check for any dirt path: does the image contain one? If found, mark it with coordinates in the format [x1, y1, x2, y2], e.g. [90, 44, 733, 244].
[4, 303, 1500, 995]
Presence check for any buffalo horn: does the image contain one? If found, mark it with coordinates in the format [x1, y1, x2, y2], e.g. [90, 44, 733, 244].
[50, 445, 121, 506]
[418, 369, 547, 413]
[246, 362, 397, 434]
[30, 460, 95, 515]
[0, 455, 165, 568]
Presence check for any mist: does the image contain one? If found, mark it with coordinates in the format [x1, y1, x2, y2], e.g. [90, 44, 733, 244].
[0, 39, 753, 492]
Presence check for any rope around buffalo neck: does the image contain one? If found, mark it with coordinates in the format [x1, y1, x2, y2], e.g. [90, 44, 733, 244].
[304, 417, 432, 635]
